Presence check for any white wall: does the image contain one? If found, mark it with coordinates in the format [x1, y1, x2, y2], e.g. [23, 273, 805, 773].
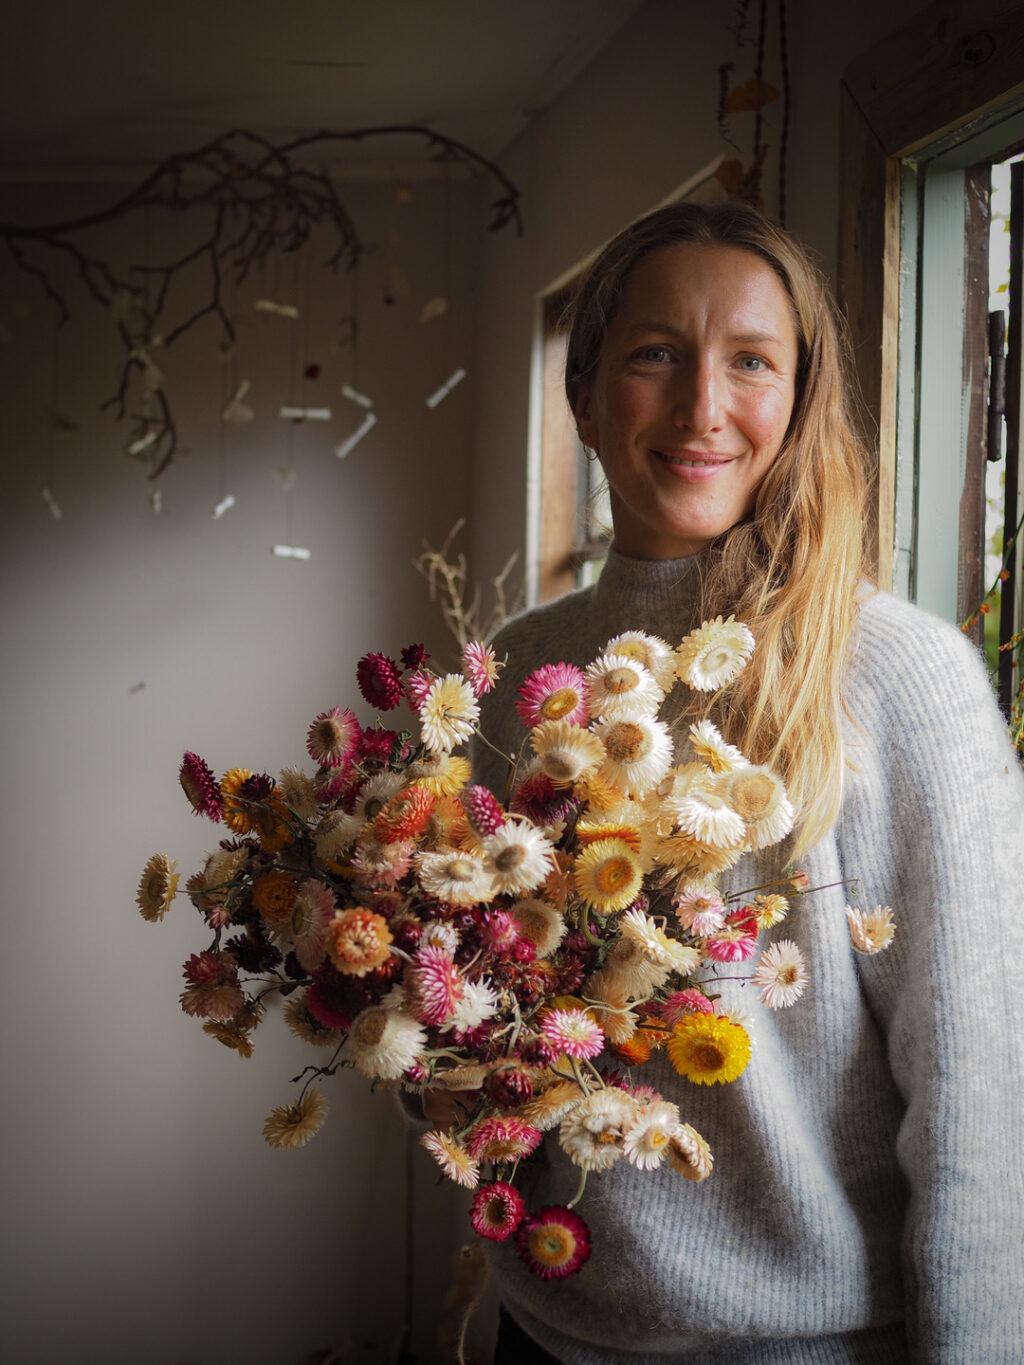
[467, 0, 926, 590]
[0, 178, 487, 1364]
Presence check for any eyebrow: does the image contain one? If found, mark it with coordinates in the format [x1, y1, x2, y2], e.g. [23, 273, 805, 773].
[624, 320, 788, 347]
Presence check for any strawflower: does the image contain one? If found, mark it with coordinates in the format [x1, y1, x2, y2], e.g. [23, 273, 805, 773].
[516, 662, 589, 727]
[675, 615, 755, 691]
[753, 940, 808, 1009]
[421, 1130, 479, 1188]
[137, 853, 179, 922]
[540, 1007, 605, 1061]
[306, 707, 359, 768]
[262, 1088, 328, 1149]
[470, 1181, 525, 1241]
[462, 640, 501, 696]
[846, 904, 897, 954]
[179, 752, 223, 821]
[420, 675, 479, 754]
[356, 652, 404, 711]
[516, 1206, 591, 1280]
[667, 1014, 752, 1085]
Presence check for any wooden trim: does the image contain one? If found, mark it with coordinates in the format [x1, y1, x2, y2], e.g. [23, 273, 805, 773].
[837, 1, 1024, 591]
[959, 163, 992, 632]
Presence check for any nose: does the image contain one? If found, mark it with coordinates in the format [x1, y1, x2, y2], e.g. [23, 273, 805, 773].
[672, 356, 722, 436]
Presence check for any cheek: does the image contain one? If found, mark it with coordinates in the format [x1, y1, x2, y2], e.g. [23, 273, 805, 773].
[742, 392, 793, 454]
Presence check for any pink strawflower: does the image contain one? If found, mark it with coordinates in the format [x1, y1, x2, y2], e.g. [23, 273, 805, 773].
[478, 909, 520, 952]
[706, 910, 759, 963]
[540, 1008, 605, 1060]
[179, 752, 223, 821]
[753, 939, 808, 1009]
[356, 652, 404, 711]
[470, 1181, 526, 1241]
[657, 989, 715, 1025]
[357, 728, 405, 765]
[405, 670, 434, 712]
[306, 707, 359, 768]
[461, 783, 506, 836]
[407, 944, 465, 1026]
[462, 640, 501, 696]
[516, 662, 589, 727]
[516, 1205, 591, 1280]
[672, 883, 726, 935]
[510, 769, 575, 826]
[466, 1116, 543, 1163]
[179, 951, 244, 1020]
[314, 765, 353, 803]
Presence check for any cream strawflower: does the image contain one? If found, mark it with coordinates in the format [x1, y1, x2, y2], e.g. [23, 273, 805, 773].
[519, 1079, 586, 1131]
[603, 630, 677, 693]
[420, 674, 479, 754]
[262, 1088, 328, 1149]
[622, 1099, 681, 1170]
[352, 771, 406, 823]
[594, 714, 673, 796]
[348, 1006, 427, 1080]
[573, 837, 644, 913]
[846, 904, 897, 954]
[667, 1122, 714, 1181]
[531, 719, 605, 786]
[420, 1130, 480, 1188]
[508, 897, 567, 958]
[619, 908, 701, 974]
[672, 785, 746, 849]
[416, 849, 495, 905]
[720, 766, 795, 851]
[313, 809, 363, 865]
[753, 940, 808, 1009]
[675, 615, 755, 691]
[589, 934, 670, 1001]
[585, 653, 663, 720]
[558, 1089, 638, 1171]
[688, 719, 747, 773]
[137, 853, 179, 922]
[482, 820, 556, 896]
[672, 882, 727, 935]
[278, 766, 319, 821]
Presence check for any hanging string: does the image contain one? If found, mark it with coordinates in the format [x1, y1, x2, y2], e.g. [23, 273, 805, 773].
[777, 0, 792, 227]
[42, 320, 63, 520]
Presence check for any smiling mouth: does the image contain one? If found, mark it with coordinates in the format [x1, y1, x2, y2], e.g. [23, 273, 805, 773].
[656, 451, 732, 468]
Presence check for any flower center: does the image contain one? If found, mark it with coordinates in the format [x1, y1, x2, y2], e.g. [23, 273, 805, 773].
[693, 1043, 725, 1071]
[447, 858, 477, 882]
[352, 1010, 388, 1046]
[729, 771, 776, 819]
[597, 857, 634, 893]
[533, 1227, 573, 1265]
[494, 844, 526, 871]
[540, 687, 579, 719]
[543, 753, 577, 782]
[603, 667, 639, 694]
[604, 722, 646, 762]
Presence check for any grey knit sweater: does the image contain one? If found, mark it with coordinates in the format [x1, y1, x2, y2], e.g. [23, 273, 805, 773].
[472, 547, 1024, 1365]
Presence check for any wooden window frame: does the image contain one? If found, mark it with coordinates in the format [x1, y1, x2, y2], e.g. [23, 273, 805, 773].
[838, 0, 1024, 590]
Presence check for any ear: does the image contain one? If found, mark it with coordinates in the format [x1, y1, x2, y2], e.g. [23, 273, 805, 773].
[572, 386, 598, 452]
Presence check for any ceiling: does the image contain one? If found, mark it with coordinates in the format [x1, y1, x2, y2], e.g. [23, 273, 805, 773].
[1, 0, 645, 179]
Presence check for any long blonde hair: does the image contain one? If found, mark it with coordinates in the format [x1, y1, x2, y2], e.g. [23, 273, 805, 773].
[565, 203, 870, 857]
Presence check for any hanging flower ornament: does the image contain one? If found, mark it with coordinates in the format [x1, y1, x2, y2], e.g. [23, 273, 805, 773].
[137, 617, 894, 1279]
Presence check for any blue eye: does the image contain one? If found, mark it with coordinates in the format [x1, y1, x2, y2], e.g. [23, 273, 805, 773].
[636, 345, 670, 363]
[739, 355, 768, 372]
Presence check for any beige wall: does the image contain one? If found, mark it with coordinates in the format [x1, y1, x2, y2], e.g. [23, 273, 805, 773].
[0, 179, 483, 1363]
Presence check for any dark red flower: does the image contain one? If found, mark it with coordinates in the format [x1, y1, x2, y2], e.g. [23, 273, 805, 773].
[356, 652, 404, 711]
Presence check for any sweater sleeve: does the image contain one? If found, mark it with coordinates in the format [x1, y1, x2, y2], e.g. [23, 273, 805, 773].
[838, 594, 1024, 1363]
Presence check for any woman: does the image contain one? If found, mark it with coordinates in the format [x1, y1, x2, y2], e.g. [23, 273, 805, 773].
[473, 203, 1024, 1363]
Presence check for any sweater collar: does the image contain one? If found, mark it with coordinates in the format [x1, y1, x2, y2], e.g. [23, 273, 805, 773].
[591, 543, 703, 638]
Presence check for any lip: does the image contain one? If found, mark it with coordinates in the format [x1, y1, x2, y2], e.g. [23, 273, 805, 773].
[653, 448, 736, 480]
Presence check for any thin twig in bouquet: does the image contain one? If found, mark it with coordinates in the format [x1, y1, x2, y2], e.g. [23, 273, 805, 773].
[413, 518, 521, 653]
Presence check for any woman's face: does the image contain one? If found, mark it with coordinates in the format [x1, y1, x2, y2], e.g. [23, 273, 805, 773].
[574, 242, 799, 560]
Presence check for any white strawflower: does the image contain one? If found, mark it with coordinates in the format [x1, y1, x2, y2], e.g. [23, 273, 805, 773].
[593, 713, 673, 796]
[603, 630, 677, 693]
[675, 615, 755, 691]
[845, 905, 897, 954]
[623, 1099, 681, 1170]
[559, 1089, 638, 1171]
[482, 819, 556, 896]
[752, 940, 808, 1009]
[688, 719, 747, 773]
[416, 849, 494, 905]
[672, 786, 746, 849]
[348, 1006, 427, 1081]
[420, 674, 480, 754]
[448, 977, 499, 1031]
[585, 652, 663, 720]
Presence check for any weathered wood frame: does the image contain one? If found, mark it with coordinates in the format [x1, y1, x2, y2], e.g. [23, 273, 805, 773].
[838, 0, 1024, 589]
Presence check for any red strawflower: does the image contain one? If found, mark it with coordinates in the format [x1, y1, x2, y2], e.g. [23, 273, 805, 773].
[460, 784, 505, 836]
[516, 1206, 591, 1279]
[400, 643, 429, 669]
[470, 1181, 526, 1241]
[356, 652, 404, 711]
[179, 752, 224, 821]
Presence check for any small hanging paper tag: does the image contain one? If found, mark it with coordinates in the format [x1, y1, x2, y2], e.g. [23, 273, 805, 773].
[334, 411, 377, 458]
[129, 430, 158, 456]
[272, 543, 311, 560]
[212, 494, 236, 519]
[340, 383, 374, 409]
[419, 296, 448, 323]
[279, 405, 332, 421]
[256, 299, 300, 319]
[150, 488, 163, 515]
[426, 368, 466, 408]
[41, 486, 62, 520]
